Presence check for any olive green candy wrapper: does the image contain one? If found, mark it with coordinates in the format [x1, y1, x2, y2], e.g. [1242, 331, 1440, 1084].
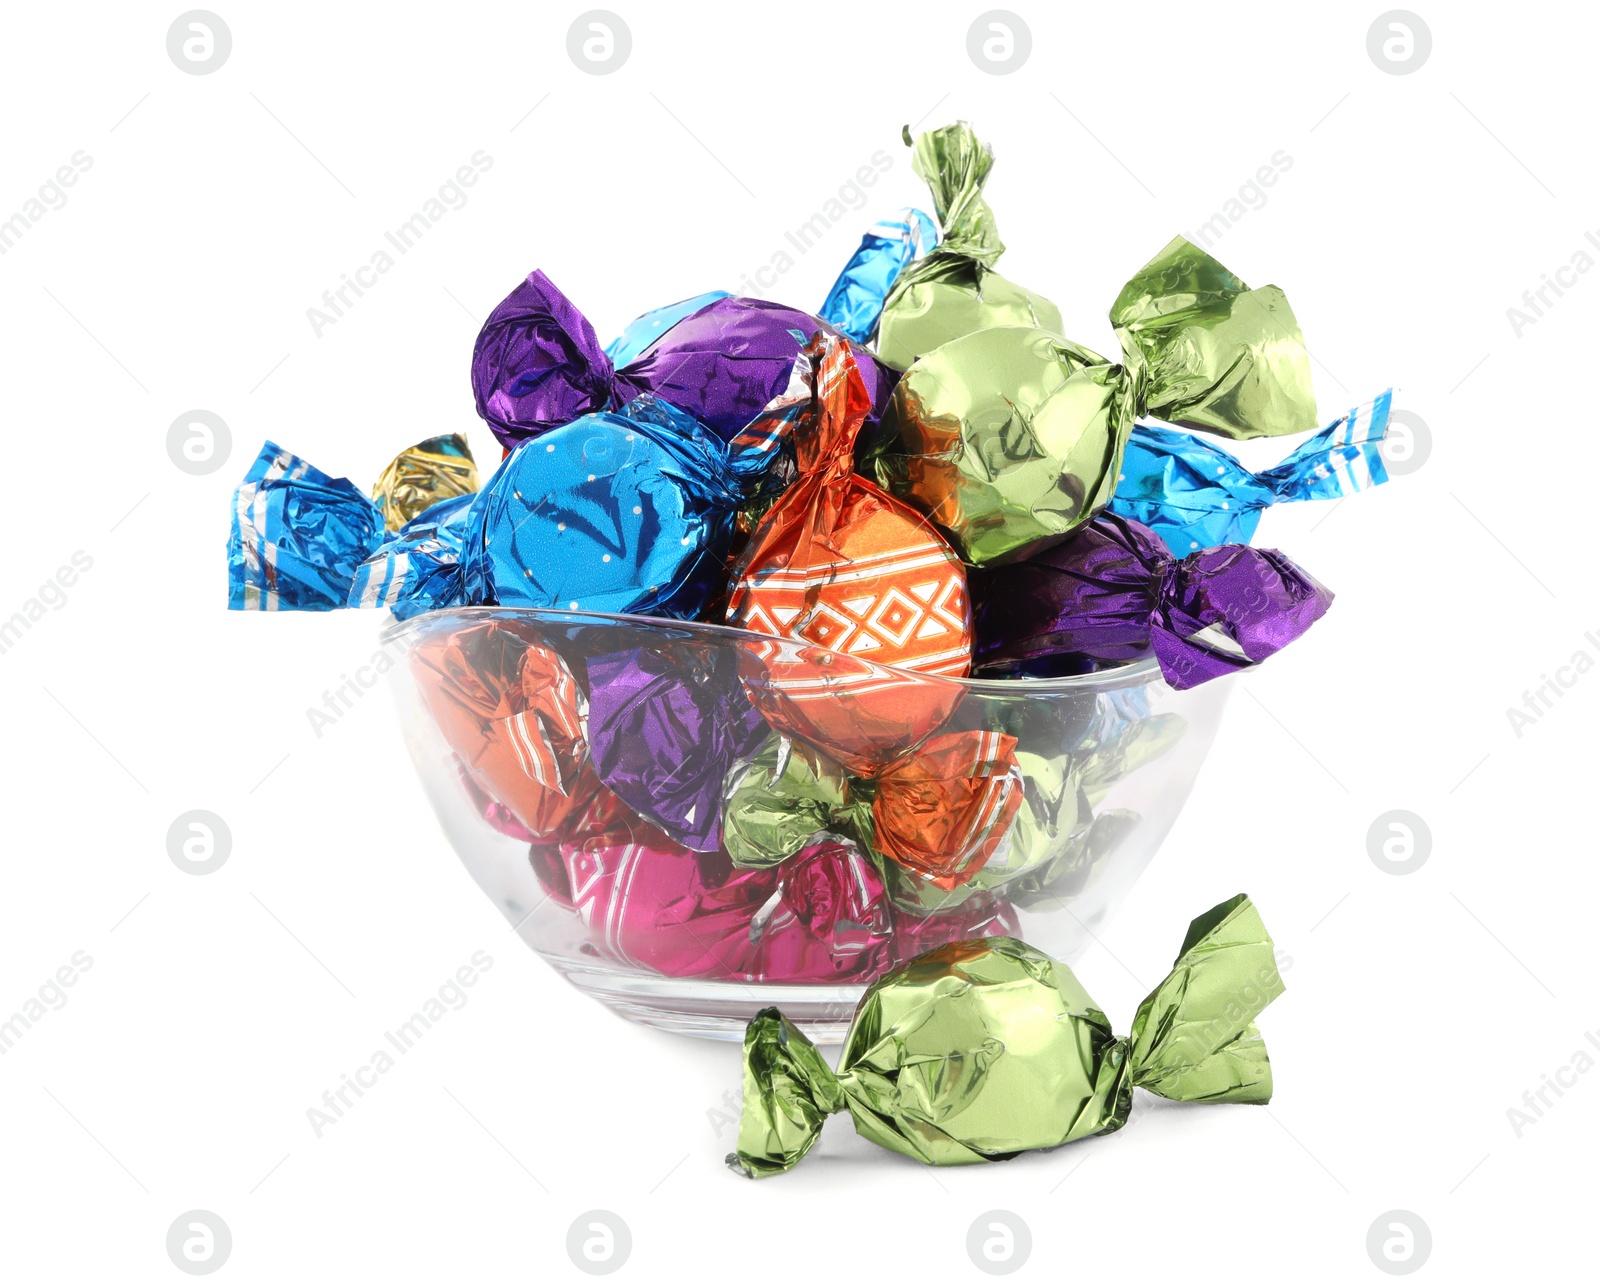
[728, 894, 1282, 1176]
[873, 122, 1062, 371]
[874, 237, 1316, 565]
[721, 733, 870, 870]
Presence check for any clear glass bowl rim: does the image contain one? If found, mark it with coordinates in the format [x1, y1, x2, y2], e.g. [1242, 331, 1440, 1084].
[381, 605, 1164, 695]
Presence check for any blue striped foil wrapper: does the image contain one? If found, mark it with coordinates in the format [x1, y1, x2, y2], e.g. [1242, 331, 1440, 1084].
[1110, 391, 1394, 553]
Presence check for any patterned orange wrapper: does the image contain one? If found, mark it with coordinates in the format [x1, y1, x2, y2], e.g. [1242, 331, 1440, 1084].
[410, 620, 598, 838]
[727, 332, 972, 776]
[870, 730, 1024, 889]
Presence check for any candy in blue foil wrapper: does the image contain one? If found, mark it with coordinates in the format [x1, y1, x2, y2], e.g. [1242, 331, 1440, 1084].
[471, 270, 899, 465]
[348, 493, 475, 619]
[586, 643, 769, 852]
[462, 395, 744, 619]
[818, 208, 938, 344]
[604, 291, 733, 368]
[229, 441, 383, 611]
[1111, 392, 1394, 554]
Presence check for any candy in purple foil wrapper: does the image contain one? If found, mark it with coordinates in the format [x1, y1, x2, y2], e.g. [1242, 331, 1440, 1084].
[470, 270, 899, 457]
[585, 644, 769, 852]
[970, 513, 1333, 689]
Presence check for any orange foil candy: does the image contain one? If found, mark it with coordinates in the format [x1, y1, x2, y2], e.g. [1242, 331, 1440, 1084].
[871, 730, 1024, 888]
[727, 332, 972, 775]
[411, 620, 599, 838]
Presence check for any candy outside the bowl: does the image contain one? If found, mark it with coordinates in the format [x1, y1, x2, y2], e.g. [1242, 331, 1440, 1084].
[873, 122, 1062, 370]
[969, 511, 1333, 689]
[819, 207, 939, 345]
[1111, 391, 1395, 555]
[727, 331, 973, 776]
[728, 893, 1282, 1176]
[471, 270, 898, 459]
[872, 237, 1318, 567]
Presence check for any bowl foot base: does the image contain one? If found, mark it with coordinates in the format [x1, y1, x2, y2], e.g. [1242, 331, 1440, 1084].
[552, 961, 865, 1043]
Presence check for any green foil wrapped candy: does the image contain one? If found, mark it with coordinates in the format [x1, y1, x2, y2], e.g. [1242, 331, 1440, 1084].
[873, 122, 1062, 371]
[1111, 237, 1315, 440]
[728, 894, 1282, 1176]
[874, 238, 1316, 565]
[721, 733, 866, 870]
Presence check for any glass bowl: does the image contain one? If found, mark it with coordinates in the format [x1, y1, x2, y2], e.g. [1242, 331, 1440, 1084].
[384, 607, 1233, 1041]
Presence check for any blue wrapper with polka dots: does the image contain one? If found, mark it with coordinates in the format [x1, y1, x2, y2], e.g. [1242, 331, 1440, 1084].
[461, 395, 746, 619]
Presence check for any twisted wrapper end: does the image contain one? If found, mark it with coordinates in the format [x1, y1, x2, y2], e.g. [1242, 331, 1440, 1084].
[1124, 894, 1284, 1106]
[727, 1008, 847, 1178]
[470, 269, 633, 450]
[1150, 544, 1333, 690]
[1112, 237, 1316, 440]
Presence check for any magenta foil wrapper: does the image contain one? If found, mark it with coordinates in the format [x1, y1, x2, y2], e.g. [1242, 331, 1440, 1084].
[470, 271, 899, 451]
[527, 829, 1017, 983]
[970, 513, 1333, 689]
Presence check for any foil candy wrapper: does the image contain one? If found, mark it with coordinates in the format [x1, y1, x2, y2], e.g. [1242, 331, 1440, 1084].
[462, 395, 744, 619]
[818, 207, 938, 345]
[874, 122, 1062, 370]
[470, 270, 898, 463]
[720, 732, 863, 871]
[585, 643, 768, 852]
[873, 237, 1317, 566]
[230, 434, 481, 612]
[722, 727, 1025, 895]
[1112, 238, 1315, 441]
[1112, 391, 1394, 555]
[348, 493, 474, 619]
[370, 432, 479, 530]
[527, 827, 1010, 984]
[409, 621, 601, 839]
[729, 893, 1283, 1175]
[868, 730, 1023, 889]
[727, 331, 972, 775]
[970, 512, 1333, 689]
[604, 290, 733, 368]
[229, 441, 383, 611]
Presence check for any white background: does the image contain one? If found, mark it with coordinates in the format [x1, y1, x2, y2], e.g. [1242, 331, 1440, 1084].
[2, 1, 1593, 1281]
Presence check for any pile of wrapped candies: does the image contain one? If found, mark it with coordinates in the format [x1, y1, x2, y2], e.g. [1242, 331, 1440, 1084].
[229, 122, 1395, 995]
